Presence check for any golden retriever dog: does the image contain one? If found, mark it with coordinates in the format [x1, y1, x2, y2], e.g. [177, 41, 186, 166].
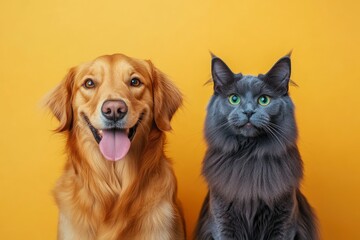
[44, 53, 185, 240]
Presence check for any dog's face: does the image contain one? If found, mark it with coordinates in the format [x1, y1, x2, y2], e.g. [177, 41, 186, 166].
[45, 54, 182, 161]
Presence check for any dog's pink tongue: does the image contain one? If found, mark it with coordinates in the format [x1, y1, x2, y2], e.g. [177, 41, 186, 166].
[99, 130, 130, 161]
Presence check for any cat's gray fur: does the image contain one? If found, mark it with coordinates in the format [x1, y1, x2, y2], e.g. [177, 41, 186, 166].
[195, 54, 318, 240]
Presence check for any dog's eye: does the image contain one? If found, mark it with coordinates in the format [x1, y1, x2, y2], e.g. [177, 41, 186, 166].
[130, 78, 142, 87]
[84, 78, 95, 89]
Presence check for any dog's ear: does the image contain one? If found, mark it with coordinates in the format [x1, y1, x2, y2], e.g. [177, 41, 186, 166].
[148, 61, 183, 131]
[43, 67, 76, 132]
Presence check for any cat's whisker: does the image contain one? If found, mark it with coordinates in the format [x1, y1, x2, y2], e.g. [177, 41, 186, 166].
[206, 121, 232, 135]
[266, 126, 290, 145]
[267, 122, 291, 135]
[262, 125, 287, 152]
[266, 124, 292, 144]
[257, 119, 292, 144]
[257, 119, 288, 151]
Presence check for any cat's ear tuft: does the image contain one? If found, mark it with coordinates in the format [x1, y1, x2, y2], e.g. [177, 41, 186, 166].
[211, 55, 234, 93]
[209, 51, 217, 59]
[264, 55, 291, 95]
[286, 49, 293, 58]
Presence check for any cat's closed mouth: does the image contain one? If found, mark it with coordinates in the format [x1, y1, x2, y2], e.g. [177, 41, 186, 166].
[234, 122, 256, 129]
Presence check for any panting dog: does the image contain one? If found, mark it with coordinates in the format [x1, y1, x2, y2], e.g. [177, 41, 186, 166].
[44, 54, 185, 240]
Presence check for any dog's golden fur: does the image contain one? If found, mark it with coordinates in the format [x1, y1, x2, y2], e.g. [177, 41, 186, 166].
[44, 54, 185, 239]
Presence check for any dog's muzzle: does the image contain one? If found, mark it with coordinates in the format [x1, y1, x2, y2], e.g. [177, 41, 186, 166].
[81, 113, 143, 161]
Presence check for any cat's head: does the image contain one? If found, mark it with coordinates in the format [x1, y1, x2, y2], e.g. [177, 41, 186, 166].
[206, 54, 297, 150]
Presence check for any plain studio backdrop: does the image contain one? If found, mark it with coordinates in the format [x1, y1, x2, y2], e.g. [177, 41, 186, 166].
[0, 0, 359, 239]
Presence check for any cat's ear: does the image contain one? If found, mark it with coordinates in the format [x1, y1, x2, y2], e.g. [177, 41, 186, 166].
[211, 54, 234, 93]
[264, 55, 291, 95]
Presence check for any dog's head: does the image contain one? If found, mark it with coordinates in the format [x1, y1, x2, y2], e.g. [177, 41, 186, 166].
[44, 54, 182, 161]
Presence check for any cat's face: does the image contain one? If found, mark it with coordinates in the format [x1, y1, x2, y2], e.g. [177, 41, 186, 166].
[207, 54, 294, 139]
[222, 76, 285, 137]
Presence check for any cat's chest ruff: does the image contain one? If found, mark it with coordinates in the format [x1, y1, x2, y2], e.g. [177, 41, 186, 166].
[210, 195, 295, 239]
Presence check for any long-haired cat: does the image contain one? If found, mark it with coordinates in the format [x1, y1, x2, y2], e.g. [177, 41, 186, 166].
[195, 54, 318, 240]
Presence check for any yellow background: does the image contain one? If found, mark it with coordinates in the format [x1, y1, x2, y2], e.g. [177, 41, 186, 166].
[1, 0, 359, 239]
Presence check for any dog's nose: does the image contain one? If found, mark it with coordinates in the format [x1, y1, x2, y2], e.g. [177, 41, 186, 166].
[101, 100, 128, 121]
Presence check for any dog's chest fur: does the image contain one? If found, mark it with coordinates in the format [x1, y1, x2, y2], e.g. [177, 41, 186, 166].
[54, 161, 129, 239]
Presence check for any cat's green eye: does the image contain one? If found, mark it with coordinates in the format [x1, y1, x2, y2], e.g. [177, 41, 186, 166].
[258, 95, 271, 106]
[228, 94, 241, 105]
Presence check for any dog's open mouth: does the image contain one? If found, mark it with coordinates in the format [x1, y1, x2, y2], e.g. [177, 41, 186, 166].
[81, 113, 143, 161]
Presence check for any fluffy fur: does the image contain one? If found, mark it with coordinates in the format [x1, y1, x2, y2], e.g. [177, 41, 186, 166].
[195, 54, 318, 240]
[44, 54, 185, 240]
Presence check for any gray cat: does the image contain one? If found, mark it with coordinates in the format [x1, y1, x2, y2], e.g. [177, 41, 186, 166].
[195, 54, 318, 240]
